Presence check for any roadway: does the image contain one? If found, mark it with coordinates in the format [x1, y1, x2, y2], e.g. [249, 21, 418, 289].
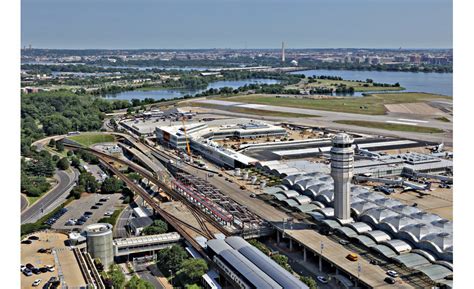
[21, 194, 28, 212]
[21, 168, 79, 224]
[114, 205, 133, 238]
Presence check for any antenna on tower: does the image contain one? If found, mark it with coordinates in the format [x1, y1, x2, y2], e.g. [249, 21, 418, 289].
[281, 41, 286, 62]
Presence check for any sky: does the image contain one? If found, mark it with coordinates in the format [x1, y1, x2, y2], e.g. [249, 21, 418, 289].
[21, 0, 453, 49]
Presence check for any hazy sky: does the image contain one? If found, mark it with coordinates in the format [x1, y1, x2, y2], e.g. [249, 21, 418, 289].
[21, 0, 453, 49]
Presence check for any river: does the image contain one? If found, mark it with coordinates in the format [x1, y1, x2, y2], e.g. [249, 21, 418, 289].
[291, 69, 452, 96]
[105, 79, 280, 101]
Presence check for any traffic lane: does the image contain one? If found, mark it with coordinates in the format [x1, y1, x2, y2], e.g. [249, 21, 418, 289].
[114, 206, 132, 238]
[21, 194, 28, 212]
[21, 169, 78, 224]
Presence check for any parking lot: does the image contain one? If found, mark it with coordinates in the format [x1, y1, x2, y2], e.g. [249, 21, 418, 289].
[52, 193, 123, 230]
[21, 231, 85, 289]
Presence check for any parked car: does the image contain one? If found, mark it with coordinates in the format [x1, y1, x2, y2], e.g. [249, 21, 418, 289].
[21, 239, 32, 244]
[384, 277, 396, 284]
[39, 267, 49, 273]
[28, 235, 40, 240]
[386, 270, 399, 277]
[23, 269, 32, 276]
[249, 193, 256, 198]
[26, 263, 35, 270]
[45, 265, 55, 272]
[21, 265, 26, 272]
[316, 276, 328, 284]
[32, 279, 42, 287]
[240, 185, 246, 190]
[32, 268, 41, 275]
[76, 220, 85, 226]
[104, 211, 114, 216]
[91, 206, 99, 210]
[84, 211, 93, 216]
[95, 202, 103, 206]
[37, 248, 48, 253]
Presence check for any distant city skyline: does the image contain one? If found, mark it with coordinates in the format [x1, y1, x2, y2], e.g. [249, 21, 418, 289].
[22, 0, 453, 49]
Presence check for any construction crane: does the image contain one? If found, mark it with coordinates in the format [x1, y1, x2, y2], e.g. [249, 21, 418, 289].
[181, 116, 193, 162]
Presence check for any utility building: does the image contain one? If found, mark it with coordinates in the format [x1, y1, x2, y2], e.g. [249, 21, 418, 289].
[330, 133, 354, 223]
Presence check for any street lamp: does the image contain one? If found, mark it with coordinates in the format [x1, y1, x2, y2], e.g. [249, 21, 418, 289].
[319, 241, 324, 272]
[169, 269, 173, 287]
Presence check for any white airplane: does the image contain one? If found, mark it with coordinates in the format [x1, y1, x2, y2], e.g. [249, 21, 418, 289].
[429, 143, 444, 153]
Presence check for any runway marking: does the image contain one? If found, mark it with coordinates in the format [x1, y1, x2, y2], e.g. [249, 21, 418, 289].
[397, 118, 429, 123]
[386, 120, 419, 126]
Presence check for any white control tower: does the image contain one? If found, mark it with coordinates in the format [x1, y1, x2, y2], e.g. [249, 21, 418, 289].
[330, 133, 354, 223]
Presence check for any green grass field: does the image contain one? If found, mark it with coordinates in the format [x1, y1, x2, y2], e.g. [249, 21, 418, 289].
[217, 92, 449, 115]
[187, 102, 319, 118]
[287, 78, 405, 92]
[334, 120, 444, 133]
[68, 133, 116, 147]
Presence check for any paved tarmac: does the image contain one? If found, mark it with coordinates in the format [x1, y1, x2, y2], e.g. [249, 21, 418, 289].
[187, 102, 453, 145]
[21, 169, 79, 224]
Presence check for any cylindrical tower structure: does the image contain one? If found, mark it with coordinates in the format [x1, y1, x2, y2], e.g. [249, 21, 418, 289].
[85, 223, 114, 269]
[330, 133, 354, 222]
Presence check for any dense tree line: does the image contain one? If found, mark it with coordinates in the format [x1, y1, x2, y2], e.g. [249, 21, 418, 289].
[21, 90, 130, 155]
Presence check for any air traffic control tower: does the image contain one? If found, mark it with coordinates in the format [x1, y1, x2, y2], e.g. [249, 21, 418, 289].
[330, 133, 354, 223]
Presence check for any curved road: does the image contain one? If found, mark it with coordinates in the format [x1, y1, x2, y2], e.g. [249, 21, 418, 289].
[21, 169, 79, 224]
[21, 195, 28, 212]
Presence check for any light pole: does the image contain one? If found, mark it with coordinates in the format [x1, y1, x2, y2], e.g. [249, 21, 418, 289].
[169, 269, 173, 288]
[319, 241, 324, 272]
[356, 261, 361, 288]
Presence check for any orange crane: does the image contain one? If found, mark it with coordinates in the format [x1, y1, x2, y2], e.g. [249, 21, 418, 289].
[181, 117, 192, 162]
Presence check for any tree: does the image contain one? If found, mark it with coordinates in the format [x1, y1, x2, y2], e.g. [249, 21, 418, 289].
[69, 185, 84, 199]
[300, 276, 318, 289]
[48, 139, 56, 147]
[157, 245, 188, 274]
[177, 259, 208, 285]
[67, 150, 74, 157]
[125, 275, 154, 289]
[142, 220, 168, 235]
[78, 172, 99, 193]
[108, 264, 126, 289]
[55, 141, 65, 152]
[101, 177, 123, 194]
[185, 285, 203, 289]
[71, 156, 81, 168]
[57, 157, 70, 170]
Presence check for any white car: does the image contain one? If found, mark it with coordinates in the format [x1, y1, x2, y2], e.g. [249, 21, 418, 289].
[32, 279, 42, 287]
[20, 265, 26, 272]
[45, 265, 55, 272]
[386, 270, 399, 277]
[316, 276, 329, 284]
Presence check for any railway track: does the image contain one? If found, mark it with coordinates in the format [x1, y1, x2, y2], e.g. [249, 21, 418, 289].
[95, 157, 212, 259]
[64, 143, 231, 237]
